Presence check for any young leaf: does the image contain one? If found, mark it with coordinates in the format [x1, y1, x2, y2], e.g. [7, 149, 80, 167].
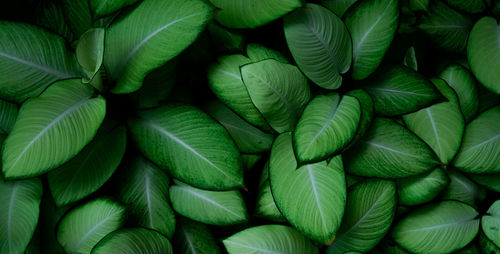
[2, 79, 106, 179]
[284, 3, 352, 89]
[128, 104, 243, 190]
[397, 167, 449, 206]
[104, 0, 214, 93]
[173, 217, 221, 254]
[482, 200, 500, 249]
[255, 161, 286, 222]
[91, 228, 172, 254]
[392, 201, 480, 253]
[76, 28, 105, 83]
[344, 0, 400, 80]
[241, 59, 311, 133]
[223, 225, 319, 254]
[89, 0, 139, 18]
[270, 133, 346, 244]
[441, 170, 486, 207]
[320, 0, 358, 17]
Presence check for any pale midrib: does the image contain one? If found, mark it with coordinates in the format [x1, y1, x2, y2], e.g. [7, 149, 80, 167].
[72, 210, 123, 252]
[462, 134, 500, 153]
[224, 240, 286, 254]
[7, 183, 18, 254]
[370, 88, 428, 96]
[303, 21, 338, 69]
[246, 71, 296, 117]
[145, 175, 154, 228]
[219, 70, 241, 81]
[398, 217, 477, 233]
[0, 52, 69, 78]
[364, 141, 424, 159]
[221, 122, 267, 140]
[303, 99, 340, 152]
[183, 230, 196, 254]
[453, 175, 473, 194]
[183, 188, 243, 219]
[307, 166, 328, 233]
[426, 108, 441, 156]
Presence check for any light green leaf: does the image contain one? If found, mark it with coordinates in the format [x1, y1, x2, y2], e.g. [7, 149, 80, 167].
[90, 0, 139, 18]
[482, 200, 500, 248]
[210, 0, 302, 28]
[453, 106, 500, 173]
[104, 0, 214, 93]
[246, 43, 289, 64]
[442, 170, 486, 207]
[439, 64, 479, 122]
[293, 93, 361, 163]
[127, 104, 243, 190]
[345, 89, 374, 144]
[241, 59, 311, 133]
[392, 201, 479, 253]
[0, 177, 42, 254]
[169, 181, 248, 226]
[0, 22, 81, 103]
[91, 228, 172, 254]
[328, 180, 396, 253]
[208, 54, 269, 130]
[255, 161, 286, 222]
[284, 3, 352, 89]
[344, 0, 399, 80]
[76, 28, 105, 82]
[321, 0, 358, 17]
[173, 217, 221, 254]
[117, 156, 175, 238]
[2, 79, 106, 179]
[403, 46, 417, 71]
[223, 225, 319, 254]
[363, 65, 442, 116]
[205, 100, 273, 153]
[270, 133, 346, 244]
[444, 0, 486, 14]
[61, 0, 93, 38]
[344, 118, 440, 178]
[0, 100, 17, 135]
[57, 198, 126, 254]
[467, 16, 500, 94]
[402, 78, 465, 164]
[397, 167, 449, 206]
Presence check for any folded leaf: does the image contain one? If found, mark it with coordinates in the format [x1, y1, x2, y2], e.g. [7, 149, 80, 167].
[284, 3, 352, 89]
[397, 167, 449, 206]
[89, 0, 139, 18]
[76, 28, 105, 83]
[91, 228, 172, 254]
[403, 46, 418, 71]
[173, 217, 221, 254]
[2, 79, 106, 179]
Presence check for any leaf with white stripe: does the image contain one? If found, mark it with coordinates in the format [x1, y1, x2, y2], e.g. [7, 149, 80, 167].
[270, 133, 346, 244]
[169, 181, 248, 226]
[128, 104, 243, 190]
[453, 106, 500, 173]
[397, 167, 449, 206]
[392, 201, 480, 253]
[117, 156, 175, 238]
[344, 0, 399, 80]
[327, 180, 396, 254]
[56, 198, 126, 254]
[91, 228, 173, 254]
[0, 177, 42, 254]
[104, 0, 214, 93]
[173, 217, 221, 254]
[344, 118, 440, 178]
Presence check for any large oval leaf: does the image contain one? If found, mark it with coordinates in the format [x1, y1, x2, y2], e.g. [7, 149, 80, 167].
[223, 225, 319, 254]
[284, 3, 352, 89]
[441, 170, 486, 207]
[392, 201, 479, 253]
[47, 121, 126, 207]
[453, 106, 500, 173]
[128, 104, 243, 190]
[344, 118, 440, 178]
[270, 133, 346, 244]
[0, 21, 80, 103]
[293, 93, 361, 163]
[91, 228, 172, 254]
[210, 0, 302, 28]
[327, 180, 396, 254]
[241, 59, 311, 133]
[467, 16, 500, 94]
[482, 200, 500, 249]
[173, 217, 221, 254]
[0, 177, 42, 254]
[344, 0, 399, 80]
[2, 79, 106, 179]
[104, 0, 214, 93]
[169, 181, 248, 226]
[57, 198, 126, 254]
[397, 167, 449, 206]
[76, 28, 105, 83]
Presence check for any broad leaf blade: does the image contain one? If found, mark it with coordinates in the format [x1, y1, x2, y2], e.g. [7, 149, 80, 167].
[482, 200, 500, 249]
[0, 100, 17, 135]
[89, 0, 139, 18]
[91, 228, 172, 254]
[441, 170, 486, 207]
[397, 167, 449, 206]
[173, 217, 221, 254]
[321, 0, 358, 17]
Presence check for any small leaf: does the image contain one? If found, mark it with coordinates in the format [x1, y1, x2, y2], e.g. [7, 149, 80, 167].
[91, 228, 172, 254]
[89, 0, 139, 18]
[403, 46, 417, 71]
[397, 167, 449, 206]
[482, 200, 500, 248]
[76, 28, 105, 82]
[173, 217, 221, 254]
[255, 161, 286, 222]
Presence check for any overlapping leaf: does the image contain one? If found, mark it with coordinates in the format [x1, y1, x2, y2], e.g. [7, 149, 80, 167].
[91, 228, 172, 254]
[321, 0, 358, 17]
[482, 200, 500, 249]
[441, 170, 486, 207]
[246, 43, 289, 64]
[76, 28, 105, 83]
[89, 0, 139, 18]
[173, 217, 221, 254]
[255, 161, 286, 222]
[397, 167, 449, 206]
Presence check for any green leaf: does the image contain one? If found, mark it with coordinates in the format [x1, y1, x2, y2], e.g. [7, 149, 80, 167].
[0, 22, 81, 103]
[467, 16, 500, 94]
[210, 0, 302, 28]
[104, 0, 214, 93]
[208, 23, 245, 52]
[362, 65, 442, 116]
[76, 28, 105, 82]
[320, 0, 358, 17]
[345, 89, 374, 144]
[344, 0, 399, 80]
[293, 93, 361, 163]
[403, 46, 417, 71]
[478, 85, 500, 113]
[418, 1, 474, 53]
[270, 133, 346, 244]
[441, 170, 486, 207]
[246, 43, 289, 64]
[223, 225, 319, 254]
[56, 198, 126, 254]
[241, 153, 262, 172]
[284, 3, 352, 89]
[132, 60, 178, 109]
[408, 0, 429, 11]
[89, 0, 139, 18]
[61, 0, 93, 38]
[205, 100, 273, 153]
[392, 201, 480, 253]
[479, 231, 500, 253]
[117, 156, 175, 238]
[453, 106, 500, 173]
[47, 121, 126, 207]
[128, 104, 243, 190]
[91, 228, 172, 254]
[444, 0, 486, 14]
[468, 172, 500, 193]
[35, 1, 74, 41]
[0, 177, 42, 254]
[241, 59, 311, 133]
[169, 181, 248, 226]
[397, 167, 449, 206]
[255, 161, 286, 222]
[2, 79, 106, 179]
[327, 180, 396, 254]
[439, 64, 479, 122]
[0, 100, 17, 135]
[482, 200, 500, 248]
[344, 118, 440, 178]
[402, 78, 465, 164]
[173, 217, 221, 254]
